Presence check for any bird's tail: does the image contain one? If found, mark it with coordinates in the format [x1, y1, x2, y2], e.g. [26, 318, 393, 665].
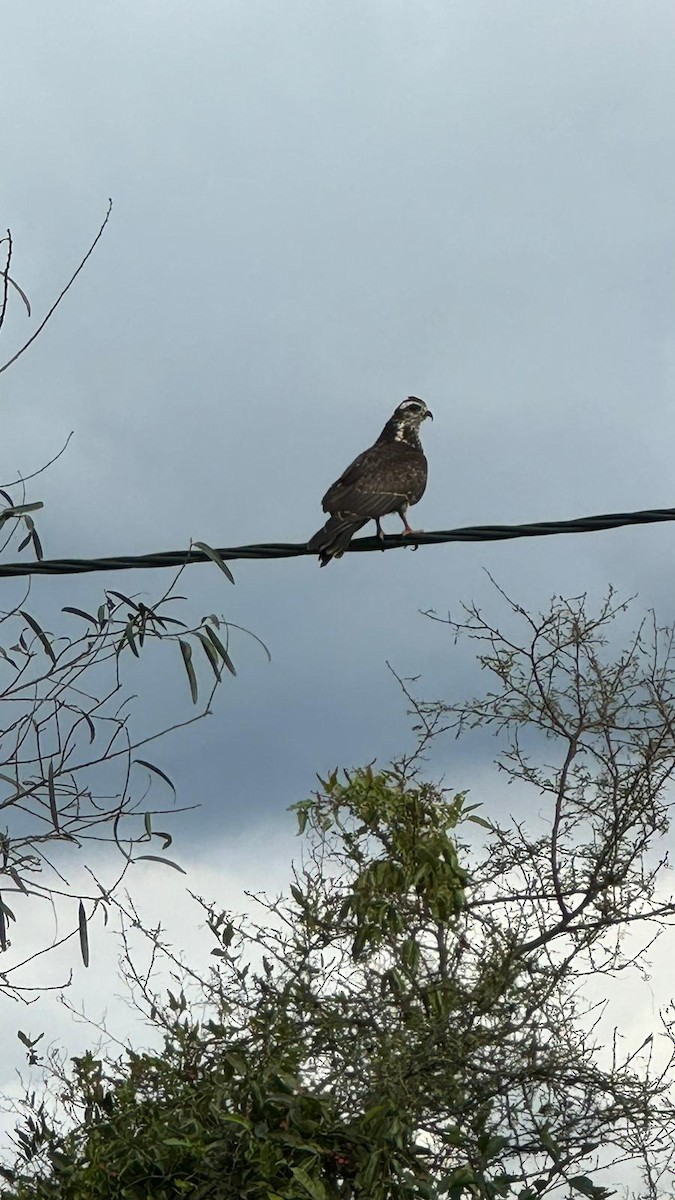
[307, 515, 368, 566]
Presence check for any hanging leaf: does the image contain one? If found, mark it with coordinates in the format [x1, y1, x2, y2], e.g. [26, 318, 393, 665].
[106, 589, 141, 610]
[62, 606, 98, 624]
[569, 1177, 614, 1200]
[205, 625, 236, 676]
[133, 854, 186, 874]
[20, 611, 56, 665]
[196, 632, 222, 680]
[78, 901, 90, 968]
[290, 1165, 327, 1200]
[192, 541, 235, 585]
[134, 758, 177, 796]
[47, 762, 59, 832]
[466, 814, 493, 830]
[117, 621, 139, 658]
[179, 639, 199, 704]
[0, 646, 18, 669]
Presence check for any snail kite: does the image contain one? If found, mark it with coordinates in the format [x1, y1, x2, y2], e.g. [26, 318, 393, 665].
[308, 396, 433, 566]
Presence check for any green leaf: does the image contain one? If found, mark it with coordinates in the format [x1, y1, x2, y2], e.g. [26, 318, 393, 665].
[352, 925, 369, 961]
[78, 901, 89, 968]
[47, 761, 59, 832]
[481, 1134, 509, 1160]
[193, 541, 236, 585]
[290, 1166, 327, 1200]
[62, 606, 98, 624]
[179, 639, 199, 704]
[219, 1112, 250, 1127]
[120, 620, 140, 657]
[0, 646, 18, 668]
[466, 813, 493, 830]
[224, 1053, 247, 1075]
[439, 1166, 476, 1191]
[569, 1177, 615, 1200]
[133, 854, 186, 874]
[205, 625, 237, 676]
[3, 502, 44, 516]
[107, 589, 141, 610]
[134, 758, 177, 796]
[196, 631, 222, 680]
[539, 1126, 561, 1162]
[20, 611, 56, 665]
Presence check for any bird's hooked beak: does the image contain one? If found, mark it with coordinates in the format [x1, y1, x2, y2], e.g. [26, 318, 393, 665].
[425, 409, 434, 421]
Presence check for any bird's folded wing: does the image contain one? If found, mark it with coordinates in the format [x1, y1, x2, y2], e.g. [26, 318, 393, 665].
[322, 445, 414, 515]
[323, 482, 411, 519]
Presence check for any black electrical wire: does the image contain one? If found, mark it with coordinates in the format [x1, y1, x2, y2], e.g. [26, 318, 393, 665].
[0, 503, 673, 579]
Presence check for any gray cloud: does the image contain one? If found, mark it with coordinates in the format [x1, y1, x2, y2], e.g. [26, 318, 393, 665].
[0, 0, 674, 1043]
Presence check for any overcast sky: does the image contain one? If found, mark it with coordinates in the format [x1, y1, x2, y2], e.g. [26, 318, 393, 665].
[3, 0, 675, 1167]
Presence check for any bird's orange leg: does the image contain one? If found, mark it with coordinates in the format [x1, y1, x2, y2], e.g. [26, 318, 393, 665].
[399, 509, 423, 537]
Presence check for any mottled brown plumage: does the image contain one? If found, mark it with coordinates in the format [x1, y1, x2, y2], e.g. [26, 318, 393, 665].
[308, 397, 433, 566]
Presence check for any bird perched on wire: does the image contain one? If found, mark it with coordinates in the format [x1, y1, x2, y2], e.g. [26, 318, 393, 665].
[307, 396, 433, 566]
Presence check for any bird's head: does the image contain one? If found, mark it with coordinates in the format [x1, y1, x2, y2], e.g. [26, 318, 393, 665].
[380, 396, 433, 445]
[393, 396, 433, 426]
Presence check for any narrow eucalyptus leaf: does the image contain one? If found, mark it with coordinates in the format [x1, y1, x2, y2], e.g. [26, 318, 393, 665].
[20, 611, 56, 666]
[4, 503, 43, 516]
[193, 541, 235, 584]
[179, 640, 199, 704]
[78, 901, 90, 968]
[205, 625, 237, 676]
[47, 762, 59, 832]
[133, 854, 186, 875]
[196, 632, 222, 681]
[134, 759, 176, 795]
[62, 607, 98, 624]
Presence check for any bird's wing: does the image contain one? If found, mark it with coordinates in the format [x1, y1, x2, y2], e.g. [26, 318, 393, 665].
[322, 444, 426, 518]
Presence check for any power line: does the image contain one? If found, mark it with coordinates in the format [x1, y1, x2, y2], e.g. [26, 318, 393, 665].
[0, 503, 673, 579]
